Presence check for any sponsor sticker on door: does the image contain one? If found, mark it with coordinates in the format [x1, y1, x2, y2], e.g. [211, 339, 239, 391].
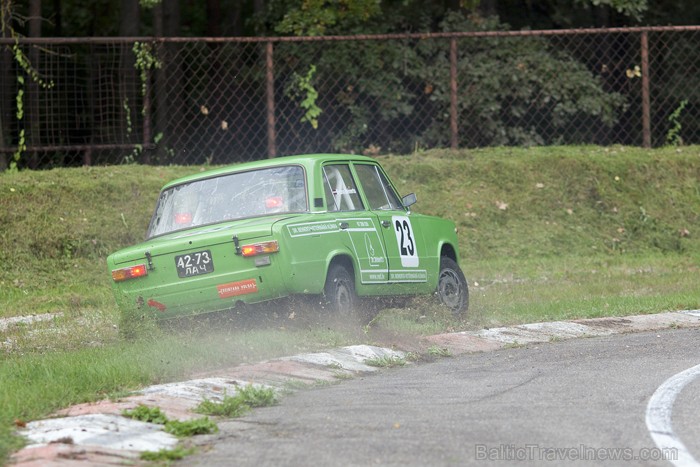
[217, 279, 258, 298]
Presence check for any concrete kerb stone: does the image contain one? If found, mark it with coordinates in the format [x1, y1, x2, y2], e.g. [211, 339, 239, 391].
[0, 313, 64, 332]
[425, 310, 700, 356]
[10, 311, 700, 466]
[21, 413, 179, 452]
[11, 345, 408, 466]
[10, 443, 143, 467]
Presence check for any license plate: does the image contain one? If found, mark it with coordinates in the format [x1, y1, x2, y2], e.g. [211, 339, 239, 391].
[175, 250, 214, 278]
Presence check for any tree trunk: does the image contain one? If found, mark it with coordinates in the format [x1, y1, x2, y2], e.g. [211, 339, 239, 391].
[52, 0, 61, 35]
[28, 0, 41, 168]
[119, 0, 140, 164]
[0, 0, 11, 170]
[119, 0, 140, 36]
[206, 0, 221, 36]
[478, 0, 497, 17]
[154, 0, 181, 163]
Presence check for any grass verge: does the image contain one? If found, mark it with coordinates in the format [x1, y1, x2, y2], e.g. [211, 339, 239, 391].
[1, 146, 699, 463]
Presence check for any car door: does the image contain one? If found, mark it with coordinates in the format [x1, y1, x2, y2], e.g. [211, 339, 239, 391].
[352, 163, 428, 290]
[322, 163, 390, 285]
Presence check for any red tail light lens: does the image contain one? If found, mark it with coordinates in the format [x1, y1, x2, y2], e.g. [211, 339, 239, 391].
[241, 241, 280, 257]
[112, 264, 148, 282]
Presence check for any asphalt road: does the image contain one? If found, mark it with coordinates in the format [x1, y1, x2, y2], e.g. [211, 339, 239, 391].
[186, 328, 700, 466]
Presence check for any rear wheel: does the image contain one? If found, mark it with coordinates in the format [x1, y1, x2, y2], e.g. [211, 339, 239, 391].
[436, 257, 469, 315]
[323, 263, 357, 315]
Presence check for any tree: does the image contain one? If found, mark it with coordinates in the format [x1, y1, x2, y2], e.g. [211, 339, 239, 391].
[411, 12, 626, 147]
[120, 0, 139, 36]
[272, 0, 383, 36]
[0, 0, 10, 170]
[27, 0, 40, 168]
[153, 0, 180, 162]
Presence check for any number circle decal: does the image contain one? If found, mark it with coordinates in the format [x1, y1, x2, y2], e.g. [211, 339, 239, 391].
[392, 216, 419, 267]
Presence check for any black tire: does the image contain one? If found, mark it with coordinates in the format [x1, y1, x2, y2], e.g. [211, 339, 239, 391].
[323, 263, 357, 315]
[436, 256, 469, 315]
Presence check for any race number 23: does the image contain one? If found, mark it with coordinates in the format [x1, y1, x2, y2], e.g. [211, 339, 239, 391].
[392, 216, 419, 267]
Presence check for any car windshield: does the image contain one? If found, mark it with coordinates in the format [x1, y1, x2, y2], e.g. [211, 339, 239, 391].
[147, 165, 307, 238]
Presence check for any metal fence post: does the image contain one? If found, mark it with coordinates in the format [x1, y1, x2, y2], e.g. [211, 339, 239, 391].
[449, 37, 459, 150]
[142, 65, 152, 164]
[641, 31, 651, 148]
[266, 41, 277, 158]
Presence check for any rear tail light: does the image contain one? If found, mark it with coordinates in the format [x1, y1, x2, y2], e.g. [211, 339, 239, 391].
[112, 264, 148, 282]
[241, 240, 280, 257]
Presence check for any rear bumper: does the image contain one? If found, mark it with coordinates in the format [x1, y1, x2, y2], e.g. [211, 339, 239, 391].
[111, 262, 286, 319]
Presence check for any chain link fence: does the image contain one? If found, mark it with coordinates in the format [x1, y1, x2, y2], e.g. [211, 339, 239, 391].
[1, 26, 699, 169]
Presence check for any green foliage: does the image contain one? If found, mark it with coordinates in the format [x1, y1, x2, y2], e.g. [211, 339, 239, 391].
[665, 99, 688, 146]
[196, 385, 278, 417]
[133, 42, 161, 103]
[410, 13, 626, 147]
[365, 355, 406, 367]
[427, 345, 451, 357]
[236, 384, 278, 408]
[6, 35, 55, 171]
[275, 0, 382, 36]
[123, 402, 218, 437]
[197, 395, 249, 418]
[122, 404, 169, 424]
[139, 0, 162, 9]
[578, 0, 648, 19]
[141, 445, 196, 462]
[165, 417, 218, 437]
[285, 65, 322, 129]
[274, 10, 626, 154]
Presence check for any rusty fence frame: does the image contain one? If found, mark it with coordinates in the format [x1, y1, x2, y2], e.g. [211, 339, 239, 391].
[1, 25, 699, 166]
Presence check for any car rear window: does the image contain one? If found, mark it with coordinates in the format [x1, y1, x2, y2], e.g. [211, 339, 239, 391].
[147, 165, 307, 238]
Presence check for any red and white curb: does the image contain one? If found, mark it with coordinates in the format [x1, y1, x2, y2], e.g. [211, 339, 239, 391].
[11, 311, 700, 466]
[424, 310, 700, 353]
[11, 345, 404, 466]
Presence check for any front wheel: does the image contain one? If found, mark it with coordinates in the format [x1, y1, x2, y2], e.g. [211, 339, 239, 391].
[436, 257, 469, 315]
[323, 263, 357, 315]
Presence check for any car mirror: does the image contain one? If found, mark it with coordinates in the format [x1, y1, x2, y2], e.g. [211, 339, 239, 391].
[402, 193, 417, 208]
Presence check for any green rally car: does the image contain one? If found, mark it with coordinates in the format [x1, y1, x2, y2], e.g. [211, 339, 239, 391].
[107, 154, 468, 324]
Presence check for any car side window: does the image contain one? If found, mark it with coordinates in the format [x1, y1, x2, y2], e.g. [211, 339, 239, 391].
[354, 164, 403, 211]
[323, 165, 363, 211]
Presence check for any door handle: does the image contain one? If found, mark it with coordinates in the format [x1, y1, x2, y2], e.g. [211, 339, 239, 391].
[381, 220, 391, 228]
[339, 222, 349, 230]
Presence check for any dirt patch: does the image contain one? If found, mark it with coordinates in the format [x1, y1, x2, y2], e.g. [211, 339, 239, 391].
[573, 317, 633, 328]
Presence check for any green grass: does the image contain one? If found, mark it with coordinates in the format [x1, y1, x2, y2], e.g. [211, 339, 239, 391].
[196, 385, 277, 417]
[121, 405, 214, 462]
[1, 146, 700, 463]
[427, 345, 452, 358]
[122, 405, 169, 424]
[140, 445, 197, 462]
[365, 355, 407, 368]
